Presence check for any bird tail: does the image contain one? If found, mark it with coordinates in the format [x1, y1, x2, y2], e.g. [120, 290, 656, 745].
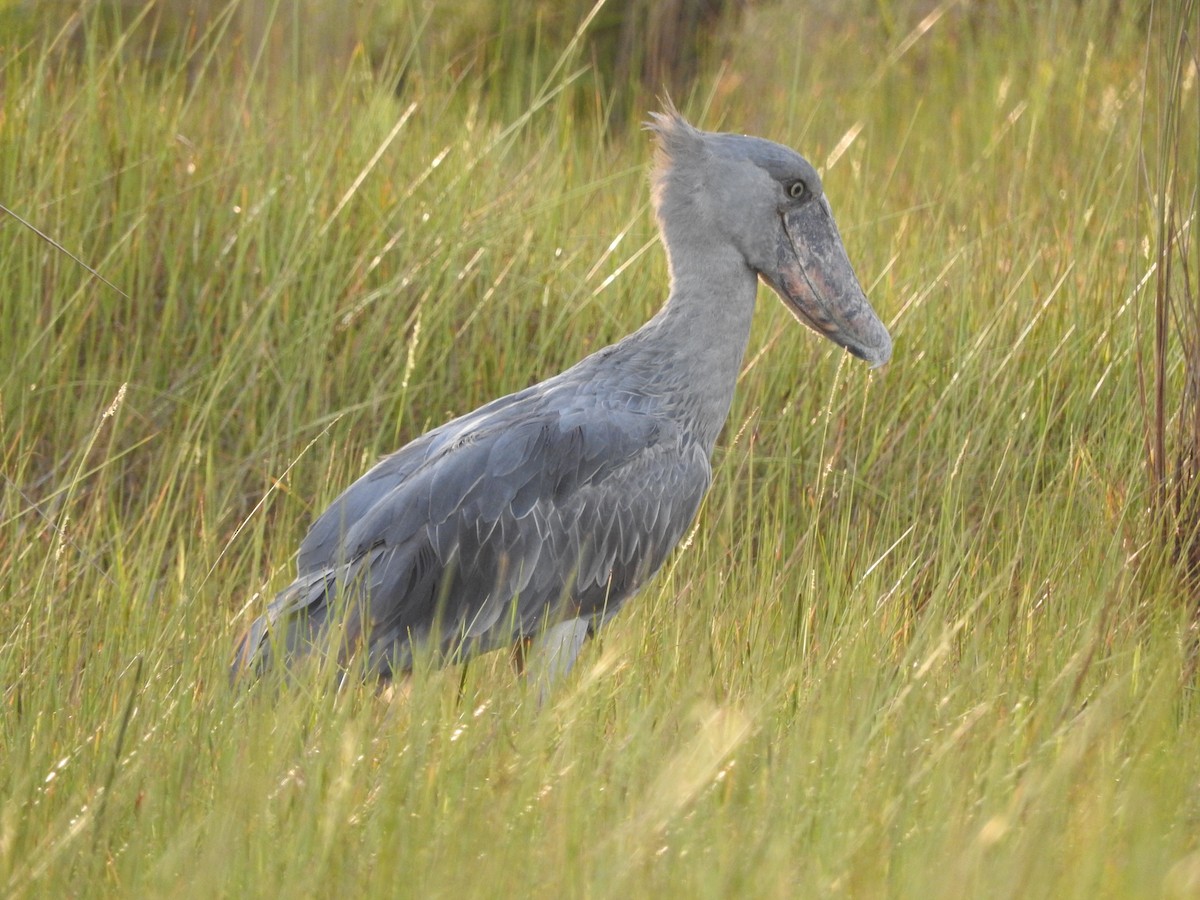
[229, 569, 338, 684]
[229, 613, 274, 682]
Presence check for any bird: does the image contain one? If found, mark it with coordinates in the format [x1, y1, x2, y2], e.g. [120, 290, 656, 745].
[231, 107, 892, 694]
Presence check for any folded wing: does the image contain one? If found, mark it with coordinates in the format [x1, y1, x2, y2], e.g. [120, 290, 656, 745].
[233, 394, 710, 679]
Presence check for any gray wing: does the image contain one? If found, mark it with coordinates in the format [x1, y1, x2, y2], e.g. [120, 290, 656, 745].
[296, 383, 541, 573]
[235, 396, 711, 678]
[356, 431, 712, 673]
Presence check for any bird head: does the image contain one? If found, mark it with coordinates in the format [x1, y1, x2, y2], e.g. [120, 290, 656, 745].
[647, 107, 892, 368]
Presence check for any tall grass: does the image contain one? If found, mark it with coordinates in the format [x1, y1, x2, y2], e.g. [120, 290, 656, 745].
[1141, 0, 1200, 670]
[1, 1, 1198, 896]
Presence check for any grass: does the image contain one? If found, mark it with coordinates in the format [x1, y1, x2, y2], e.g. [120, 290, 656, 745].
[2, 0, 1199, 896]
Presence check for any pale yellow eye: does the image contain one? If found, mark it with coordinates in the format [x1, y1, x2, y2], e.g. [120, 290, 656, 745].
[787, 181, 807, 200]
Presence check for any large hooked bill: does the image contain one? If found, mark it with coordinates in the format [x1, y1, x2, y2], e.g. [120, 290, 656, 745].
[763, 196, 892, 368]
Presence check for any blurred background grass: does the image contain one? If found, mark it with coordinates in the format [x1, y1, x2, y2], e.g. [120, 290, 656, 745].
[2, 0, 1199, 896]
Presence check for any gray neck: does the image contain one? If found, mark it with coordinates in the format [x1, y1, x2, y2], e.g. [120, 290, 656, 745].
[622, 227, 759, 454]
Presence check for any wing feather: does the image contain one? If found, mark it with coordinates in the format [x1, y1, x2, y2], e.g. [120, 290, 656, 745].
[237, 387, 712, 679]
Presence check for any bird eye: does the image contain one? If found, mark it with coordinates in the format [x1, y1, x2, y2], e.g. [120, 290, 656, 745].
[787, 180, 807, 200]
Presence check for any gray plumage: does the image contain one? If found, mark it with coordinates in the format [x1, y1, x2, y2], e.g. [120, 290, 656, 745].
[231, 108, 892, 690]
